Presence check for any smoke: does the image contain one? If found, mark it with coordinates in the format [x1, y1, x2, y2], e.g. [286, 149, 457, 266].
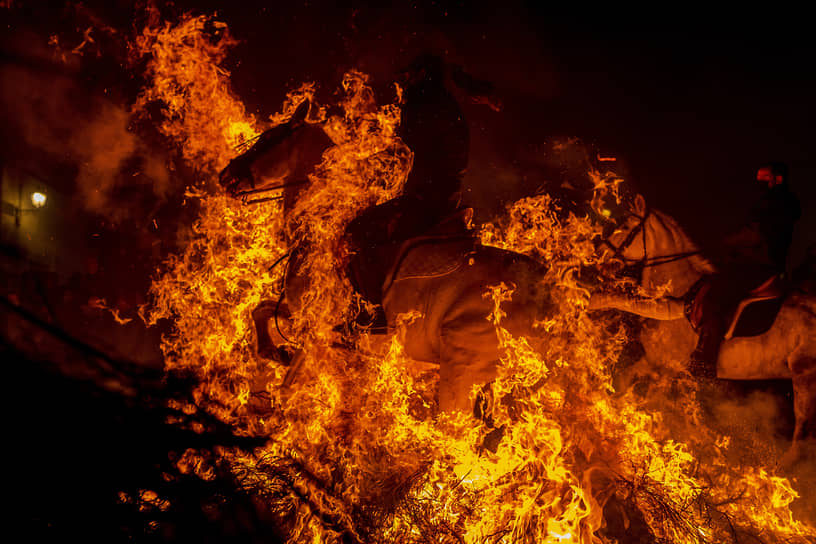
[465, 136, 630, 225]
[75, 101, 163, 217]
[710, 384, 816, 523]
[621, 348, 816, 525]
[710, 387, 791, 461]
[1, 59, 174, 223]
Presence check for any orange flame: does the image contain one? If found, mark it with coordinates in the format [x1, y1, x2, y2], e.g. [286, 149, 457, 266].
[137, 13, 815, 543]
[132, 14, 260, 177]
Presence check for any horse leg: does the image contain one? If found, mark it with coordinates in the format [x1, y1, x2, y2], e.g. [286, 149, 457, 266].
[437, 347, 500, 414]
[434, 288, 515, 415]
[782, 362, 816, 468]
[251, 299, 293, 364]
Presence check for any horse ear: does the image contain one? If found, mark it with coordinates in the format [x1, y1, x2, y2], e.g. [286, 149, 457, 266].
[633, 193, 646, 216]
[290, 100, 310, 127]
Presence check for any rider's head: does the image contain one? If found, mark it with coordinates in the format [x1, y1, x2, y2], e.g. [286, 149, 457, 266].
[756, 162, 788, 189]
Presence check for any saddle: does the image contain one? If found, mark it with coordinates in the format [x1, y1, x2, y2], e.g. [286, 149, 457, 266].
[343, 208, 476, 330]
[384, 210, 476, 284]
[687, 274, 785, 340]
[348, 208, 474, 291]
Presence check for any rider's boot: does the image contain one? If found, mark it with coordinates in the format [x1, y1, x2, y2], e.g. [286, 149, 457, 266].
[689, 317, 724, 380]
[252, 300, 293, 364]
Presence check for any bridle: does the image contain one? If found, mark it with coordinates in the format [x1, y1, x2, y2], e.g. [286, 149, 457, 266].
[599, 209, 649, 279]
[600, 208, 701, 280]
[220, 119, 314, 348]
[236, 180, 309, 205]
[222, 113, 313, 205]
[601, 209, 649, 264]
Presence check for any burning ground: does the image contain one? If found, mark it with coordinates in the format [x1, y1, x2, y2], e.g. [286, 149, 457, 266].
[3, 3, 816, 543]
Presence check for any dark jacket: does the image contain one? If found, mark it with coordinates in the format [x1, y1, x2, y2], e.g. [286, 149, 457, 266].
[723, 183, 801, 271]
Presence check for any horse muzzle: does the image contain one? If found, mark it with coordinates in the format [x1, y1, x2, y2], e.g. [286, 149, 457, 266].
[218, 157, 255, 198]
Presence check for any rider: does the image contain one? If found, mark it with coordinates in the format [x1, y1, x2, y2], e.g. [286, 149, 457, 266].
[689, 162, 801, 378]
[344, 53, 501, 310]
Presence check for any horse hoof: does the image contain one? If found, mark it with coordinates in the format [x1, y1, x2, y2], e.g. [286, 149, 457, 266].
[257, 344, 294, 365]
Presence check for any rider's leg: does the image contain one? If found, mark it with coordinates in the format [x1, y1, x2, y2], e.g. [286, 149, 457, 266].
[689, 267, 769, 378]
[689, 314, 725, 379]
[689, 274, 730, 378]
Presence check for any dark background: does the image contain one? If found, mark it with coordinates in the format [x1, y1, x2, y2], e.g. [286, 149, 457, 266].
[2, 1, 814, 540]
[3, 1, 815, 287]
[219, 1, 816, 267]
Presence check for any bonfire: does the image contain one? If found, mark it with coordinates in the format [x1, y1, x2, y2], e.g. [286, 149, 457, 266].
[123, 12, 814, 544]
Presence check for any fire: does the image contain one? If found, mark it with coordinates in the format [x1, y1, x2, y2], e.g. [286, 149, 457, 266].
[131, 13, 260, 176]
[136, 12, 814, 543]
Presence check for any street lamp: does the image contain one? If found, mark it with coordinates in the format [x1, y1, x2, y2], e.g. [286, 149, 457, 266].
[31, 191, 47, 208]
[2, 187, 48, 227]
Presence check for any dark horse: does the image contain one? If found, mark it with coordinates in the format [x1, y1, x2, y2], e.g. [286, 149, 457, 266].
[219, 101, 553, 414]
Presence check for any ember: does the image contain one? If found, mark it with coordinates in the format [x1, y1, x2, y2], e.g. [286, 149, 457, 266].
[132, 12, 816, 543]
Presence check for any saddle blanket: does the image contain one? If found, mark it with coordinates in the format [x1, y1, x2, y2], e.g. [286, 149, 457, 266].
[391, 237, 476, 283]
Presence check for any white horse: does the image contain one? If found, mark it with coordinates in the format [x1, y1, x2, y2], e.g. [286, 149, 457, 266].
[589, 194, 816, 466]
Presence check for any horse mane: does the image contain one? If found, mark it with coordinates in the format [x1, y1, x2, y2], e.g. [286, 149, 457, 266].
[650, 208, 717, 275]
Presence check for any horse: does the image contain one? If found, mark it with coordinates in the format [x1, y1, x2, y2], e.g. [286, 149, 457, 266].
[588, 193, 816, 466]
[218, 101, 553, 415]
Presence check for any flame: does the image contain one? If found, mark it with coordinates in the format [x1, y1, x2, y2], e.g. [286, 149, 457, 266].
[136, 12, 815, 543]
[131, 13, 260, 177]
[87, 296, 133, 324]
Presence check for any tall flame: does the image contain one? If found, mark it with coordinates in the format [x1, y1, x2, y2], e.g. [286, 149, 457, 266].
[132, 13, 260, 176]
[137, 13, 815, 543]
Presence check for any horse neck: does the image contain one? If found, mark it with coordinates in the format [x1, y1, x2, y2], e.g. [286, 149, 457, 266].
[642, 259, 702, 298]
[282, 125, 333, 216]
[641, 210, 713, 297]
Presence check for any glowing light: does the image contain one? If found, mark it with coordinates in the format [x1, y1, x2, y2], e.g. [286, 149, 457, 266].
[31, 191, 47, 208]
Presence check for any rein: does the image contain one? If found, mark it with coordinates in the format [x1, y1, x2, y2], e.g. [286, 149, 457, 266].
[601, 209, 649, 265]
[223, 110, 313, 205]
[236, 179, 310, 205]
[272, 250, 295, 346]
[601, 208, 702, 279]
[642, 250, 704, 267]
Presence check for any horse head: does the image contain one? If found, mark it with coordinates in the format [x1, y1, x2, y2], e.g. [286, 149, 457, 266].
[600, 194, 650, 270]
[218, 100, 330, 206]
[600, 194, 713, 296]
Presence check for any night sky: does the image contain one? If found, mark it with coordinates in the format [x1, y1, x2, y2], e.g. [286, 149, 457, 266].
[4, 2, 815, 269]
[212, 2, 816, 266]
